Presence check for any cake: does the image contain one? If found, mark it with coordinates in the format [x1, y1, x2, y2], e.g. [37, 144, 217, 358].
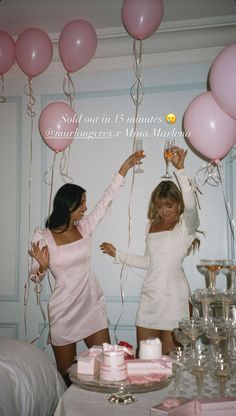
[77, 346, 102, 375]
[126, 358, 173, 376]
[100, 344, 127, 381]
[139, 338, 162, 359]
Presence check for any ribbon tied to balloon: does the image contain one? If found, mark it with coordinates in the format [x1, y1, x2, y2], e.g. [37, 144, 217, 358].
[16, 28, 53, 295]
[184, 90, 236, 240]
[112, 0, 164, 344]
[59, 19, 97, 106]
[39, 101, 78, 203]
[183, 91, 236, 185]
[16, 28, 53, 117]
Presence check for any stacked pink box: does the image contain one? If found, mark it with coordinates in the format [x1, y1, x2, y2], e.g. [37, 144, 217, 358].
[150, 396, 236, 415]
[150, 397, 195, 415]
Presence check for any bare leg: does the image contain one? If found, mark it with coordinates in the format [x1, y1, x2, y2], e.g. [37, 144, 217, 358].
[189, 300, 193, 318]
[84, 328, 110, 348]
[52, 342, 77, 387]
[136, 326, 161, 357]
[160, 330, 177, 355]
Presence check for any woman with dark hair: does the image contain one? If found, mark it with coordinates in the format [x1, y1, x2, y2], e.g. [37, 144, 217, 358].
[28, 151, 144, 384]
[100, 147, 200, 355]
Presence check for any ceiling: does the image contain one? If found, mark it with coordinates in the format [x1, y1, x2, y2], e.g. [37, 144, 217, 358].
[0, 0, 236, 38]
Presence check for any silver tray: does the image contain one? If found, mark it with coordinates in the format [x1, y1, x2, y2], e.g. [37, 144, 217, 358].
[69, 363, 173, 394]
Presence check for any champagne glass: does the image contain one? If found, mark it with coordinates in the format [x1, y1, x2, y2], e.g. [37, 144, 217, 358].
[173, 327, 191, 360]
[133, 139, 144, 173]
[161, 139, 175, 179]
[193, 288, 213, 325]
[191, 353, 209, 398]
[212, 359, 232, 397]
[180, 318, 204, 364]
[199, 259, 223, 293]
[228, 260, 236, 291]
[205, 319, 227, 359]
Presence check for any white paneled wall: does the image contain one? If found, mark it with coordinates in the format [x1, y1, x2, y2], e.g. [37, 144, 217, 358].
[0, 24, 235, 360]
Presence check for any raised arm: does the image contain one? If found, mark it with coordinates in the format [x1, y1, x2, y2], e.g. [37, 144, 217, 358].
[170, 148, 200, 233]
[79, 151, 145, 235]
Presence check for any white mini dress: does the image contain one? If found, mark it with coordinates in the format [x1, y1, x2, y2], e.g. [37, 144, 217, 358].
[115, 169, 200, 330]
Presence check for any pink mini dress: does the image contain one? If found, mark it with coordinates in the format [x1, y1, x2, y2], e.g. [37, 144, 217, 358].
[30, 173, 124, 346]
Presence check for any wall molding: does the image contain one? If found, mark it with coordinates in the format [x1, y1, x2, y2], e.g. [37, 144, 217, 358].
[44, 16, 236, 71]
[8, 16, 236, 77]
[0, 323, 19, 338]
[0, 96, 22, 302]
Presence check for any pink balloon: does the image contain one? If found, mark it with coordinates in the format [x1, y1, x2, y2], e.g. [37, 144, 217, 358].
[183, 92, 236, 160]
[210, 43, 236, 120]
[0, 31, 15, 75]
[38, 102, 78, 152]
[121, 0, 164, 40]
[59, 20, 97, 73]
[16, 28, 53, 78]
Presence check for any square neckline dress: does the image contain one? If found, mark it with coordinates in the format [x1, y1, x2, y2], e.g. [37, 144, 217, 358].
[30, 173, 124, 346]
[115, 169, 200, 331]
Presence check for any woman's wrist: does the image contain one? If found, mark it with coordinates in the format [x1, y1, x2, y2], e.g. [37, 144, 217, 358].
[118, 164, 128, 177]
[37, 266, 47, 276]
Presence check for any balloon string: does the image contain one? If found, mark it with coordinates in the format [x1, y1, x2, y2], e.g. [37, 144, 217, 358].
[216, 164, 236, 243]
[44, 153, 57, 296]
[194, 159, 223, 187]
[63, 72, 75, 108]
[24, 272, 48, 348]
[60, 147, 73, 183]
[24, 76, 36, 341]
[43, 164, 54, 185]
[24, 77, 36, 118]
[195, 160, 236, 243]
[0, 74, 6, 103]
[114, 39, 144, 344]
[48, 152, 56, 216]
[26, 77, 35, 288]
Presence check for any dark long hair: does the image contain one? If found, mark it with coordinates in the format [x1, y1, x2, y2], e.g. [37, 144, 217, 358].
[46, 183, 86, 232]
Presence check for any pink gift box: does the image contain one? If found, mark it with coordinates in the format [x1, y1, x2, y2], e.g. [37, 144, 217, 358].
[150, 396, 195, 415]
[196, 397, 236, 416]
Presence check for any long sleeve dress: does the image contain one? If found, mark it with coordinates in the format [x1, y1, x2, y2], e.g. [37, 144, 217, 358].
[30, 173, 124, 346]
[114, 169, 200, 330]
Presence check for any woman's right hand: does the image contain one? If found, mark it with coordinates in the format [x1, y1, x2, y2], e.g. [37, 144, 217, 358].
[28, 241, 50, 271]
[100, 242, 116, 258]
[118, 151, 145, 177]
[170, 147, 187, 170]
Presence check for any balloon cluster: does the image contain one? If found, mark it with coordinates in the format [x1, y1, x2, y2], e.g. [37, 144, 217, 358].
[1, 1, 165, 153]
[184, 43, 236, 161]
[0, 20, 97, 153]
[39, 19, 97, 153]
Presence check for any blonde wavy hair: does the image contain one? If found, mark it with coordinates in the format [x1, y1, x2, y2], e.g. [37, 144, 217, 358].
[147, 180, 200, 255]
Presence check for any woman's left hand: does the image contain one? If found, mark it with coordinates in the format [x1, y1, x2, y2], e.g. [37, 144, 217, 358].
[170, 147, 187, 170]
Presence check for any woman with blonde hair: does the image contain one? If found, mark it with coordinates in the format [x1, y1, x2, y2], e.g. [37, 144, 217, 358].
[100, 147, 200, 355]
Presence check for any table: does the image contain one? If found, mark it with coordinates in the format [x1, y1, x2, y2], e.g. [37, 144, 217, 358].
[53, 367, 234, 416]
[53, 383, 174, 416]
